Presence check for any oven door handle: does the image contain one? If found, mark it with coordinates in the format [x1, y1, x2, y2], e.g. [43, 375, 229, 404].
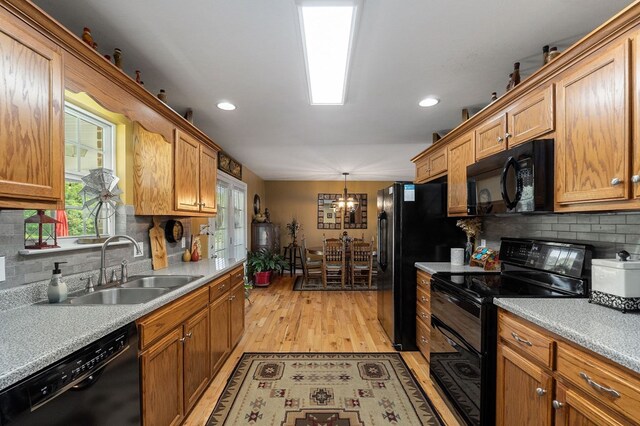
[432, 315, 481, 357]
[500, 156, 522, 210]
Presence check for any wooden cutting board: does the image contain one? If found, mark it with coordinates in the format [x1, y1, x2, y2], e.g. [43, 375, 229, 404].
[149, 217, 168, 270]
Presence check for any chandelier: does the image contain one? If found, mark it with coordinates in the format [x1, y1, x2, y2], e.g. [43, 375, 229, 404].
[333, 172, 359, 213]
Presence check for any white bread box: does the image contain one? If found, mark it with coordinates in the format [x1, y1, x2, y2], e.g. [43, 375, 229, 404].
[590, 258, 640, 312]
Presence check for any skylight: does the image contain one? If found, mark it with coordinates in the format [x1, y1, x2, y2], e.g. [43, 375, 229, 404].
[297, 1, 360, 105]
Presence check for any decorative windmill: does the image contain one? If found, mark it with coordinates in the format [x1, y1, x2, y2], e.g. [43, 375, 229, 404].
[78, 168, 123, 243]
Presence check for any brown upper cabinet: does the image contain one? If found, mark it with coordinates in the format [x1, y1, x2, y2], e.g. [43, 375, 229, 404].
[475, 113, 507, 161]
[476, 85, 554, 161]
[555, 37, 630, 207]
[447, 132, 475, 216]
[0, 11, 64, 209]
[133, 123, 174, 215]
[633, 32, 640, 201]
[174, 130, 217, 215]
[415, 146, 447, 183]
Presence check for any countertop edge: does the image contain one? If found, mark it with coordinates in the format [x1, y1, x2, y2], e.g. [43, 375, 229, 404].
[0, 259, 244, 391]
[494, 298, 640, 375]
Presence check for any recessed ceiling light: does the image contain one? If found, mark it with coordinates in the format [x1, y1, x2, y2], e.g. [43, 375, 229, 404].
[419, 97, 440, 107]
[217, 102, 236, 111]
[297, 1, 361, 105]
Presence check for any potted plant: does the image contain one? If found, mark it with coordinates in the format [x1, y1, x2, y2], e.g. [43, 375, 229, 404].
[247, 249, 289, 287]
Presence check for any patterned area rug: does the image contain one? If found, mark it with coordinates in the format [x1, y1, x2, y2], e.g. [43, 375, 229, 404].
[208, 353, 443, 425]
[293, 275, 378, 291]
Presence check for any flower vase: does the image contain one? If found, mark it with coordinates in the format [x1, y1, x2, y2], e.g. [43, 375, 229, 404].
[465, 237, 473, 265]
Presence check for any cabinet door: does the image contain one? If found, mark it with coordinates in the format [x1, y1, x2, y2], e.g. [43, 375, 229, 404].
[199, 144, 217, 214]
[556, 39, 629, 205]
[183, 308, 210, 414]
[141, 327, 184, 426]
[496, 344, 553, 426]
[415, 155, 430, 183]
[475, 113, 507, 160]
[0, 14, 63, 207]
[633, 33, 640, 200]
[554, 382, 626, 426]
[507, 85, 554, 147]
[174, 130, 201, 212]
[133, 123, 173, 215]
[447, 132, 475, 215]
[429, 147, 448, 177]
[229, 284, 245, 348]
[209, 293, 230, 376]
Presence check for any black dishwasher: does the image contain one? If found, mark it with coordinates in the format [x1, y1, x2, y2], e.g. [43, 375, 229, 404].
[0, 323, 140, 426]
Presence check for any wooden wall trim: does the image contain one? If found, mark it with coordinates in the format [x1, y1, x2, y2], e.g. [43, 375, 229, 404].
[411, 1, 640, 163]
[1, 0, 221, 152]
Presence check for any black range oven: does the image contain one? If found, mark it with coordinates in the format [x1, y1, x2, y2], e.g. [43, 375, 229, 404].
[429, 238, 592, 426]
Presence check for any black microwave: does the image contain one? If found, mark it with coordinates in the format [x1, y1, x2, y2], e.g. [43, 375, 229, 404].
[467, 139, 554, 215]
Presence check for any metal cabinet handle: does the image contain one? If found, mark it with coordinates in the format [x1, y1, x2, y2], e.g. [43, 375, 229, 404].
[229, 295, 236, 301]
[632, 175, 640, 183]
[579, 372, 621, 398]
[186, 332, 193, 338]
[200, 202, 206, 207]
[552, 400, 564, 409]
[511, 332, 533, 347]
[611, 177, 622, 186]
[420, 336, 428, 344]
[421, 279, 427, 285]
[505, 132, 512, 139]
[180, 337, 187, 342]
[421, 296, 428, 303]
[420, 312, 428, 319]
[497, 136, 504, 142]
[535, 387, 547, 396]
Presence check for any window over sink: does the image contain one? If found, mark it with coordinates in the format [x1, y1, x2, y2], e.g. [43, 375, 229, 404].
[24, 103, 116, 239]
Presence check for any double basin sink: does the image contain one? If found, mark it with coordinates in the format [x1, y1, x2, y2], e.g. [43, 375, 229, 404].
[61, 275, 203, 305]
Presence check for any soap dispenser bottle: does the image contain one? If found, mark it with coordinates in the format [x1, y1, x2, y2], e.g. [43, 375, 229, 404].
[48, 262, 68, 303]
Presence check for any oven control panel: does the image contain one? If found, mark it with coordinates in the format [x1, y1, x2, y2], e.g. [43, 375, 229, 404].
[27, 327, 130, 408]
[501, 238, 590, 278]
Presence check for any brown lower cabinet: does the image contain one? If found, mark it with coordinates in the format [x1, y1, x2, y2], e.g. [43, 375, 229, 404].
[415, 269, 431, 366]
[138, 265, 245, 426]
[496, 309, 640, 426]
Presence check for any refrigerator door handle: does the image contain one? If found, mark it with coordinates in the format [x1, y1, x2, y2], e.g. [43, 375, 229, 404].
[378, 211, 388, 271]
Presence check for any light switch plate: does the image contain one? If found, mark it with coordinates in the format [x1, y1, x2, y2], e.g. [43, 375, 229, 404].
[0, 256, 5, 282]
[181, 237, 186, 249]
[134, 242, 144, 258]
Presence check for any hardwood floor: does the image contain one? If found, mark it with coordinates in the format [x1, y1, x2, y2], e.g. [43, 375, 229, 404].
[183, 275, 462, 426]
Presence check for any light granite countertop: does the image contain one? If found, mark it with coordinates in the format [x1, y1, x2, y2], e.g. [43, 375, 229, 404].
[0, 258, 244, 391]
[494, 298, 640, 374]
[415, 262, 487, 275]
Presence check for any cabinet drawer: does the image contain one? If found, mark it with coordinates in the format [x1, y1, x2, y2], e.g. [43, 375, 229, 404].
[229, 266, 244, 287]
[416, 285, 430, 321]
[416, 270, 431, 288]
[557, 342, 640, 422]
[416, 317, 430, 361]
[209, 274, 231, 302]
[498, 311, 554, 368]
[138, 286, 209, 349]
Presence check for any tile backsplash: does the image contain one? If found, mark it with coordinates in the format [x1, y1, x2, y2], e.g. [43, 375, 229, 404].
[482, 212, 640, 259]
[0, 206, 191, 290]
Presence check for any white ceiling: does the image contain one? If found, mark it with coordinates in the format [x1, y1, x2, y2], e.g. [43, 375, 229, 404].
[34, 0, 633, 181]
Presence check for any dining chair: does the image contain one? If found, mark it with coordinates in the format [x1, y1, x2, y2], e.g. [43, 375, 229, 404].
[301, 238, 322, 283]
[350, 240, 373, 289]
[322, 238, 346, 288]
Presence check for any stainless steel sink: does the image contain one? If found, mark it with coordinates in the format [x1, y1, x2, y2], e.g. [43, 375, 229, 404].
[69, 288, 168, 305]
[120, 275, 202, 289]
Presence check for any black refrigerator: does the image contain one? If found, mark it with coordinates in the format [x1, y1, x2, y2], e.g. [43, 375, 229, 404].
[377, 182, 463, 350]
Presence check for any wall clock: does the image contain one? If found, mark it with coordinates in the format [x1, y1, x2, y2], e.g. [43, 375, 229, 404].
[164, 219, 184, 243]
